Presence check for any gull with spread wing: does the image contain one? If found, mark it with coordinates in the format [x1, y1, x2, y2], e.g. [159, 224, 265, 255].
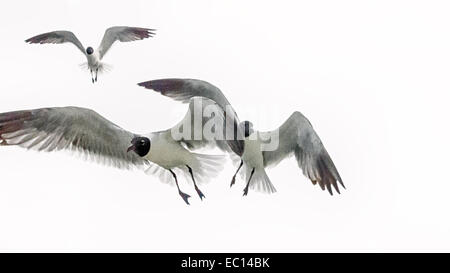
[25, 26, 156, 83]
[0, 97, 226, 205]
[138, 79, 345, 196]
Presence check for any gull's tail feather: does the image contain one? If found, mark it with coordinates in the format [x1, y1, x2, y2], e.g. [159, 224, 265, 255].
[144, 154, 226, 187]
[241, 164, 277, 194]
[98, 63, 113, 74]
[144, 163, 174, 185]
[79, 62, 89, 70]
[79, 63, 113, 74]
[183, 153, 226, 185]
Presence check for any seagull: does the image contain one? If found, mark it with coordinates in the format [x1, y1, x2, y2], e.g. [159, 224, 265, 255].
[25, 26, 156, 83]
[0, 98, 227, 205]
[138, 79, 345, 196]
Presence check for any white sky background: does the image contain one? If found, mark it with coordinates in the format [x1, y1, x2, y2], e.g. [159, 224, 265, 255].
[0, 0, 448, 252]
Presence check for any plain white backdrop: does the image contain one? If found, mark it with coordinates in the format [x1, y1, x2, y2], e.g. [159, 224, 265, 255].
[0, 0, 448, 252]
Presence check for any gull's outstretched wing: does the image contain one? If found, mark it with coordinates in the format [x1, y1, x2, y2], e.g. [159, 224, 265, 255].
[97, 26, 155, 59]
[138, 79, 236, 115]
[167, 97, 231, 153]
[0, 107, 146, 169]
[259, 112, 344, 195]
[138, 79, 245, 156]
[25, 31, 86, 56]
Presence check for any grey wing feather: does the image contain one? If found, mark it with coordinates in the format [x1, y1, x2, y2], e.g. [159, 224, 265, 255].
[25, 31, 86, 56]
[138, 78, 245, 156]
[0, 107, 146, 169]
[169, 97, 232, 153]
[98, 26, 156, 59]
[138, 79, 234, 112]
[260, 112, 344, 195]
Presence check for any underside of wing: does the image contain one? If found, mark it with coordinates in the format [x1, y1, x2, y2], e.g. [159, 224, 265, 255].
[25, 30, 86, 55]
[98, 26, 156, 59]
[138, 78, 245, 156]
[261, 112, 344, 195]
[0, 107, 146, 170]
[138, 79, 233, 109]
[169, 97, 232, 153]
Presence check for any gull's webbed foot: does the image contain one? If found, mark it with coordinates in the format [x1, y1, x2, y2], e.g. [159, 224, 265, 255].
[179, 191, 191, 205]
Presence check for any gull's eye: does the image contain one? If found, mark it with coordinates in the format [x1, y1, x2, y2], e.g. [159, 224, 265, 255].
[140, 139, 145, 144]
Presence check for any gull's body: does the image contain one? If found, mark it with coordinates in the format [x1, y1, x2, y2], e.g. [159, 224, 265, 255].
[143, 132, 199, 169]
[242, 134, 264, 171]
[86, 51, 101, 73]
[0, 97, 226, 204]
[25, 27, 156, 83]
[139, 78, 344, 196]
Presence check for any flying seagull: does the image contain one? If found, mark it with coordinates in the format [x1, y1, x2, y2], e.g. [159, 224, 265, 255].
[25, 26, 156, 83]
[0, 98, 227, 205]
[138, 79, 345, 196]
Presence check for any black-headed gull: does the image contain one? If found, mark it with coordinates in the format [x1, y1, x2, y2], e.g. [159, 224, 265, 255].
[25, 26, 156, 83]
[0, 97, 227, 205]
[138, 79, 345, 196]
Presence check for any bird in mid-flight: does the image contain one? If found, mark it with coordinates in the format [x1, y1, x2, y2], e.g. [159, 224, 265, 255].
[138, 79, 345, 196]
[25, 26, 156, 83]
[0, 97, 229, 205]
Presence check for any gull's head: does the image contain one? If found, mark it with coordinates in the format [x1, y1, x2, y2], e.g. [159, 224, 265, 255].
[86, 47, 94, 55]
[127, 136, 151, 157]
[241, 121, 254, 138]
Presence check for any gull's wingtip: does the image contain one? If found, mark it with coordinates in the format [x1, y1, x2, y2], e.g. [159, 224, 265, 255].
[137, 79, 184, 91]
[146, 28, 156, 38]
[130, 27, 156, 39]
[137, 81, 151, 88]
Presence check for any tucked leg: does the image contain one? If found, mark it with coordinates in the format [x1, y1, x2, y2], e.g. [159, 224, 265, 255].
[243, 168, 255, 196]
[170, 169, 190, 205]
[90, 69, 94, 83]
[230, 160, 243, 188]
[186, 165, 205, 200]
[95, 68, 98, 82]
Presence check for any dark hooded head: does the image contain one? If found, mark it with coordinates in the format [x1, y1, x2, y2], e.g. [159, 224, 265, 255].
[127, 136, 151, 157]
[241, 121, 254, 138]
[86, 46, 94, 55]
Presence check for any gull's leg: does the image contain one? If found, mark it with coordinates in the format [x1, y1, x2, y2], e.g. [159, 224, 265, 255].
[243, 167, 255, 196]
[230, 160, 243, 188]
[170, 169, 190, 205]
[186, 165, 205, 200]
[90, 69, 94, 84]
[95, 68, 98, 82]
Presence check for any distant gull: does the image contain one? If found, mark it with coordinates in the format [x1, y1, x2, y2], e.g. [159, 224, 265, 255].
[25, 26, 156, 83]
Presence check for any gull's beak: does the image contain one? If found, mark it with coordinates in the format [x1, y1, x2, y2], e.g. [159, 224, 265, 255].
[127, 144, 135, 153]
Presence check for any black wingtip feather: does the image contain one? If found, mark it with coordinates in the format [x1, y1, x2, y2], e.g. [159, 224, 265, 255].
[137, 79, 185, 94]
[25, 37, 36, 44]
[0, 110, 34, 144]
[25, 33, 49, 44]
[316, 155, 344, 196]
[129, 27, 157, 39]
